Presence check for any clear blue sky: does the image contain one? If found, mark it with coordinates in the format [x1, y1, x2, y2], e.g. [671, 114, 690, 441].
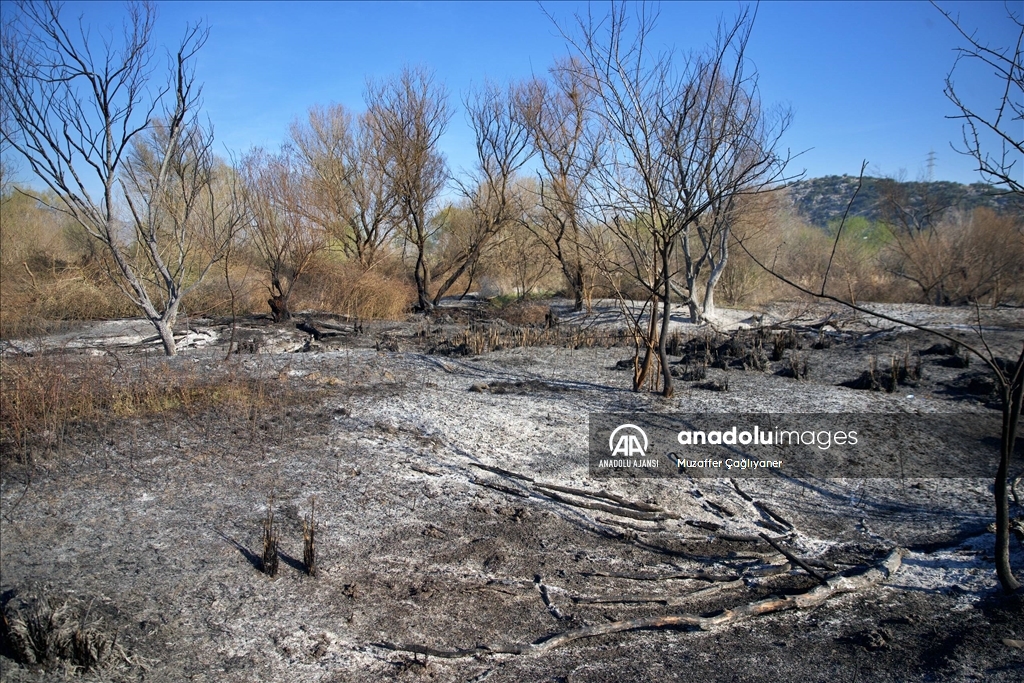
[9, 1, 1024, 187]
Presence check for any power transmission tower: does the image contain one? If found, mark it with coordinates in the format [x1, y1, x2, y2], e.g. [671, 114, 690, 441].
[926, 149, 936, 181]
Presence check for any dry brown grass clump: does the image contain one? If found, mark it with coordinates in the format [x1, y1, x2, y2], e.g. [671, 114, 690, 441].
[0, 353, 292, 462]
[182, 263, 266, 318]
[293, 257, 416, 319]
[0, 263, 137, 339]
[496, 301, 552, 327]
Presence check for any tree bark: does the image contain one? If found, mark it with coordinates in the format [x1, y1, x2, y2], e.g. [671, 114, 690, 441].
[995, 349, 1024, 593]
[634, 297, 659, 391]
[268, 295, 292, 323]
[659, 241, 674, 398]
[154, 319, 177, 356]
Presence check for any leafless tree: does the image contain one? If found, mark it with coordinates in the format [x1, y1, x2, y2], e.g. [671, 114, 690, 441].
[290, 104, 398, 268]
[661, 34, 794, 324]
[365, 66, 451, 311]
[737, 161, 1023, 594]
[936, 1, 1023, 196]
[936, 0, 1024, 593]
[241, 146, 326, 322]
[518, 64, 603, 312]
[553, 2, 793, 396]
[0, 0, 237, 355]
[431, 81, 533, 305]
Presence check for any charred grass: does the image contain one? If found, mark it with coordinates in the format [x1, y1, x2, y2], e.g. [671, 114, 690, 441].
[0, 352, 313, 463]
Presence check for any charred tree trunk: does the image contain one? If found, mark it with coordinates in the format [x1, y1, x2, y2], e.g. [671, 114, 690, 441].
[995, 349, 1024, 593]
[267, 275, 294, 323]
[268, 295, 292, 323]
[412, 228, 433, 312]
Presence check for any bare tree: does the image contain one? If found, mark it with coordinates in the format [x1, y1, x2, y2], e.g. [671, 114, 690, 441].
[290, 104, 398, 268]
[431, 81, 533, 305]
[936, 1, 1024, 594]
[365, 66, 451, 311]
[494, 182, 558, 299]
[737, 161, 1023, 594]
[661, 34, 794, 324]
[0, 1, 236, 355]
[876, 175, 962, 305]
[518, 64, 602, 312]
[554, 2, 793, 396]
[936, 1, 1023, 196]
[241, 146, 326, 322]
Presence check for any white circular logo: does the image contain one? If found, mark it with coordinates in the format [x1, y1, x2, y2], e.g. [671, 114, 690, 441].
[609, 424, 649, 458]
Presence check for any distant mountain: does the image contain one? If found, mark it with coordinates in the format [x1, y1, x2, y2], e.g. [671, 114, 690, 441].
[785, 176, 1017, 229]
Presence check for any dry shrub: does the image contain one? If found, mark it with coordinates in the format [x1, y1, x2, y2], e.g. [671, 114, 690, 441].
[0, 353, 289, 462]
[293, 256, 415, 319]
[1, 191, 132, 337]
[497, 301, 551, 326]
[883, 207, 1024, 305]
[719, 192, 790, 306]
[741, 214, 910, 305]
[0, 264, 135, 339]
[184, 263, 266, 317]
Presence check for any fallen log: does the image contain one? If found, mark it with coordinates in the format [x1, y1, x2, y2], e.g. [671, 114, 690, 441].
[705, 499, 737, 517]
[374, 548, 904, 658]
[595, 517, 666, 533]
[753, 501, 795, 530]
[532, 482, 664, 513]
[730, 478, 754, 502]
[533, 488, 669, 522]
[758, 533, 826, 583]
[573, 578, 746, 606]
[296, 320, 323, 340]
[470, 463, 535, 482]
[582, 569, 738, 583]
[716, 532, 762, 543]
[470, 479, 532, 498]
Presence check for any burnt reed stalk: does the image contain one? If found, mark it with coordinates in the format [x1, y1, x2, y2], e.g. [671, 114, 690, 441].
[262, 495, 278, 577]
[303, 496, 317, 577]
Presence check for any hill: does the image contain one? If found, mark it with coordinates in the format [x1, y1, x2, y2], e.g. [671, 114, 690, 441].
[786, 175, 1017, 228]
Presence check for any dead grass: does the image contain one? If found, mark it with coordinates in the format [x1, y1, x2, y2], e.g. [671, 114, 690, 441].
[183, 263, 266, 318]
[431, 324, 632, 356]
[492, 301, 551, 326]
[0, 265, 136, 339]
[1, 594, 122, 673]
[294, 257, 416, 320]
[0, 352, 296, 463]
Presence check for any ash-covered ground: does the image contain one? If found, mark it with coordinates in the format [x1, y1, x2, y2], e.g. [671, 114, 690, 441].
[2, 300, 1023, 682]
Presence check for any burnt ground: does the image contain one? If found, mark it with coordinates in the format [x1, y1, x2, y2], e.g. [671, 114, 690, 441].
[1, 300, 1023, 681]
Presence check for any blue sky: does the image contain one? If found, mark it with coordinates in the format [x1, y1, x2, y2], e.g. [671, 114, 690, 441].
[9, 1, 1023, 187]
